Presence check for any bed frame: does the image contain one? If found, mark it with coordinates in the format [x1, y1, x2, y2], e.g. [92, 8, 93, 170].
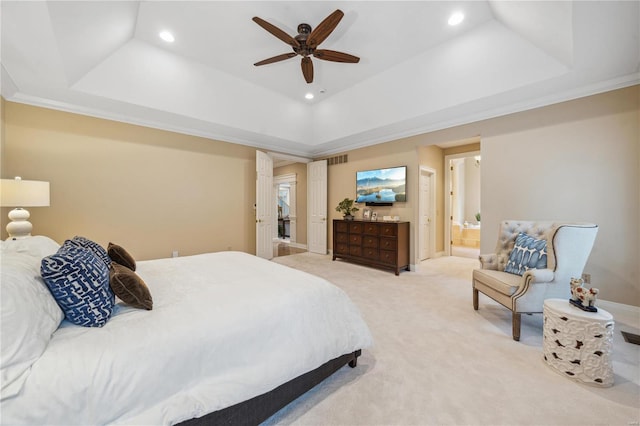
[179, 349, 362, 425]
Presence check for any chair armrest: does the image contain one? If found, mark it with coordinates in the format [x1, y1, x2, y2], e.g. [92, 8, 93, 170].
[479, 254, 498, 270]
[523, 268, 554, 284]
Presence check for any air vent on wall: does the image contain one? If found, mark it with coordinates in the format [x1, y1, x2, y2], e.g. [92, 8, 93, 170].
[326, 154, 348, 166]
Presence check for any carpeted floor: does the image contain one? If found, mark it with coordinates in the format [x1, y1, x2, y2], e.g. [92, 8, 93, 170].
[265, 253, 640, 425]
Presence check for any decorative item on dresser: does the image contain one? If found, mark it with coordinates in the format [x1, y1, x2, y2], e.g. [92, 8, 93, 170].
[335, 198, 359, 221]
[333, 219, 409, 275]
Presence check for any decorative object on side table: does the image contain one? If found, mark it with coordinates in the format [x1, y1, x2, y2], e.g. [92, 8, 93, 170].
[569, 277, 599, 312]
[371, 211, 378, 221]
[362, 208, 371, 220]
[335, 198, 359, 221]
[475, 212, 481, 224]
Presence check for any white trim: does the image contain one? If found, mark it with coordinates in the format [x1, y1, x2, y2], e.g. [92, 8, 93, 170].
[8, 74, 638, 159]
[267, 153, 311, 164]
[274, 173, 296, 184]
[311, 73, 640, 157]
[288, 242, 307, 250]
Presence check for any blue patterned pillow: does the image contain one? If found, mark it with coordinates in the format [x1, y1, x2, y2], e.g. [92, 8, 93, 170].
[504, 232, 548, 276]
[65, 236, 111, 268]
[41, 245, 115, 327]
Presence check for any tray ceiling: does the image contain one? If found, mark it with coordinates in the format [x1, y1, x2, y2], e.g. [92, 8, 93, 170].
[1, 1, 638, 157]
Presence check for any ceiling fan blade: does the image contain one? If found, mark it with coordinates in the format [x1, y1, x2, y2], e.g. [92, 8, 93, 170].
[307, 9, 344, 48]
[254, 53, 297, 66]
[301, 57, 314, 84]
[252, 17, 300, 48]
[313, 49, 360, 63]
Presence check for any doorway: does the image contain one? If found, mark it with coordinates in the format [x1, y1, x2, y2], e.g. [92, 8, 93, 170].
[274, 174, 296, 244]
[254, 151, 328, 259]
[444, 152, 481, 259]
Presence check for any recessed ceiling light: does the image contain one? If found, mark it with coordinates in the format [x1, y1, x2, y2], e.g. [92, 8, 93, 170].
[305, 93, 314, 100]
[159, 30, 175, 43]
[448, 12, 464, 26]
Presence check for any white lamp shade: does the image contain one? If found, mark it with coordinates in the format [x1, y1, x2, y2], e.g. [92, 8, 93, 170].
[0, 179, 50, 207]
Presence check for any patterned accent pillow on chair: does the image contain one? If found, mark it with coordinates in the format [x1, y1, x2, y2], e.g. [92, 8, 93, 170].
[41, 245, 115, 327]
[504, 232, 548, 276]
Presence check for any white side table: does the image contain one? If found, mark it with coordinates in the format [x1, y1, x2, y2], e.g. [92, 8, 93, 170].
[542, 298, 615, 387]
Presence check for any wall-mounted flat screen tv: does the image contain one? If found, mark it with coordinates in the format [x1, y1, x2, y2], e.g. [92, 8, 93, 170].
[356, 166, 407, 204]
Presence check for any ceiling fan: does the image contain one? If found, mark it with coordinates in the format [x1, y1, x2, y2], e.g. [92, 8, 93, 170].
[252, 9, 360, 84]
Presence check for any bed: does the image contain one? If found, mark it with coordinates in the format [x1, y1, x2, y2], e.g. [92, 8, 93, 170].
[0, 236, 372, 425]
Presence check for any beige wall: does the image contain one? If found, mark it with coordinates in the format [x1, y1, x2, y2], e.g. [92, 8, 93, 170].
[326, 136, 425, 264]
[1, 102, 257, 260]
[273, 162, 307, 245]
[2, 85, 638, 306]
[480, 87, 639, 307]
[325, 86, 639, 306]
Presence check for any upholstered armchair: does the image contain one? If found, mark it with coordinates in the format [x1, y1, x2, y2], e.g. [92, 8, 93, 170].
[473, 220, 598, 341]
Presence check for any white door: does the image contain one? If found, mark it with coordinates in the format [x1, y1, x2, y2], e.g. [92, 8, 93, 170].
[256, 151, 274, 259]
[307, 160, 328, 254]
[419, 168, 435, 261]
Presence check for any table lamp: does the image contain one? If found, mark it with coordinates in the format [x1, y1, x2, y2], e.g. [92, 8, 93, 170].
[0, 177, 50, 239]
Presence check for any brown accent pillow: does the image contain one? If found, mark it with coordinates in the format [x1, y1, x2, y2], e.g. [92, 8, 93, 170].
[108, 242, 136, 271]
[109, 262, 153, 310]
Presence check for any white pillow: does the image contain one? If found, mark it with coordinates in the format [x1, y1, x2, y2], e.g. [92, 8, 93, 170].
[1, 235, 61, 259]
[1, 236, 64, 400]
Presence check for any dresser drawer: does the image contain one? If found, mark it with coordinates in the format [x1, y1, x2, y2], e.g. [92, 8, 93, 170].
[349, 245, 362, 257]
[379, 250, 397, 264]
[379, 224, 397, 237]
[363, 223, 379, 235]
[349, 222, 363, 233]
[349, 234, 362, 245]
[335, 221, 349, 233]
[335, 232, 349, 244]
[362, 235, 378, 248]
[362, 247, 378, 260]
[379, 237, 397, 250]
[335, 243, 349, 255]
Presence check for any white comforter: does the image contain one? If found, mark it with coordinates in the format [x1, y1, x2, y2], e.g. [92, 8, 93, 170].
[2, 251, 372, 425]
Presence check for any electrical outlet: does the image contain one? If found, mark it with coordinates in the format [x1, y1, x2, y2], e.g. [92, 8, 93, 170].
[582, 273, 591, 284]
[172, 250, 179, 258]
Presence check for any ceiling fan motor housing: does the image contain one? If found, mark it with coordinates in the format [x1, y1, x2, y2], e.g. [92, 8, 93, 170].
[294, 24, 313, 57]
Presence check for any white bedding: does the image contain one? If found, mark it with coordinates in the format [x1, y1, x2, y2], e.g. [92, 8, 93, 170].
[1, 251, 372, 425]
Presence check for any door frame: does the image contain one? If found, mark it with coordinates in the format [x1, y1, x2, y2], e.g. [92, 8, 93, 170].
[417, 166, 436, 263]
[444, 150, 480, 256]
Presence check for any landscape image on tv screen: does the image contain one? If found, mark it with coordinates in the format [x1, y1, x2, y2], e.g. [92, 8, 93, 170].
[356, 166, 406, 203]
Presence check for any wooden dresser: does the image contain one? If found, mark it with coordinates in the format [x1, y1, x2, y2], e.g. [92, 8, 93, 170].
[333, 219, 410, 275]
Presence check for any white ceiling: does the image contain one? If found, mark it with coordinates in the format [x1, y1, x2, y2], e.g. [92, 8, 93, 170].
[1, 1, 638, 158]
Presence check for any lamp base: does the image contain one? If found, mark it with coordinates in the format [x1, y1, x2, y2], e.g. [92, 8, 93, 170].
[6, 208, 33, 239]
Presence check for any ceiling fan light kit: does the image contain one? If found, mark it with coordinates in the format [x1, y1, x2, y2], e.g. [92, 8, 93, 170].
[253, 9, 360, 84]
